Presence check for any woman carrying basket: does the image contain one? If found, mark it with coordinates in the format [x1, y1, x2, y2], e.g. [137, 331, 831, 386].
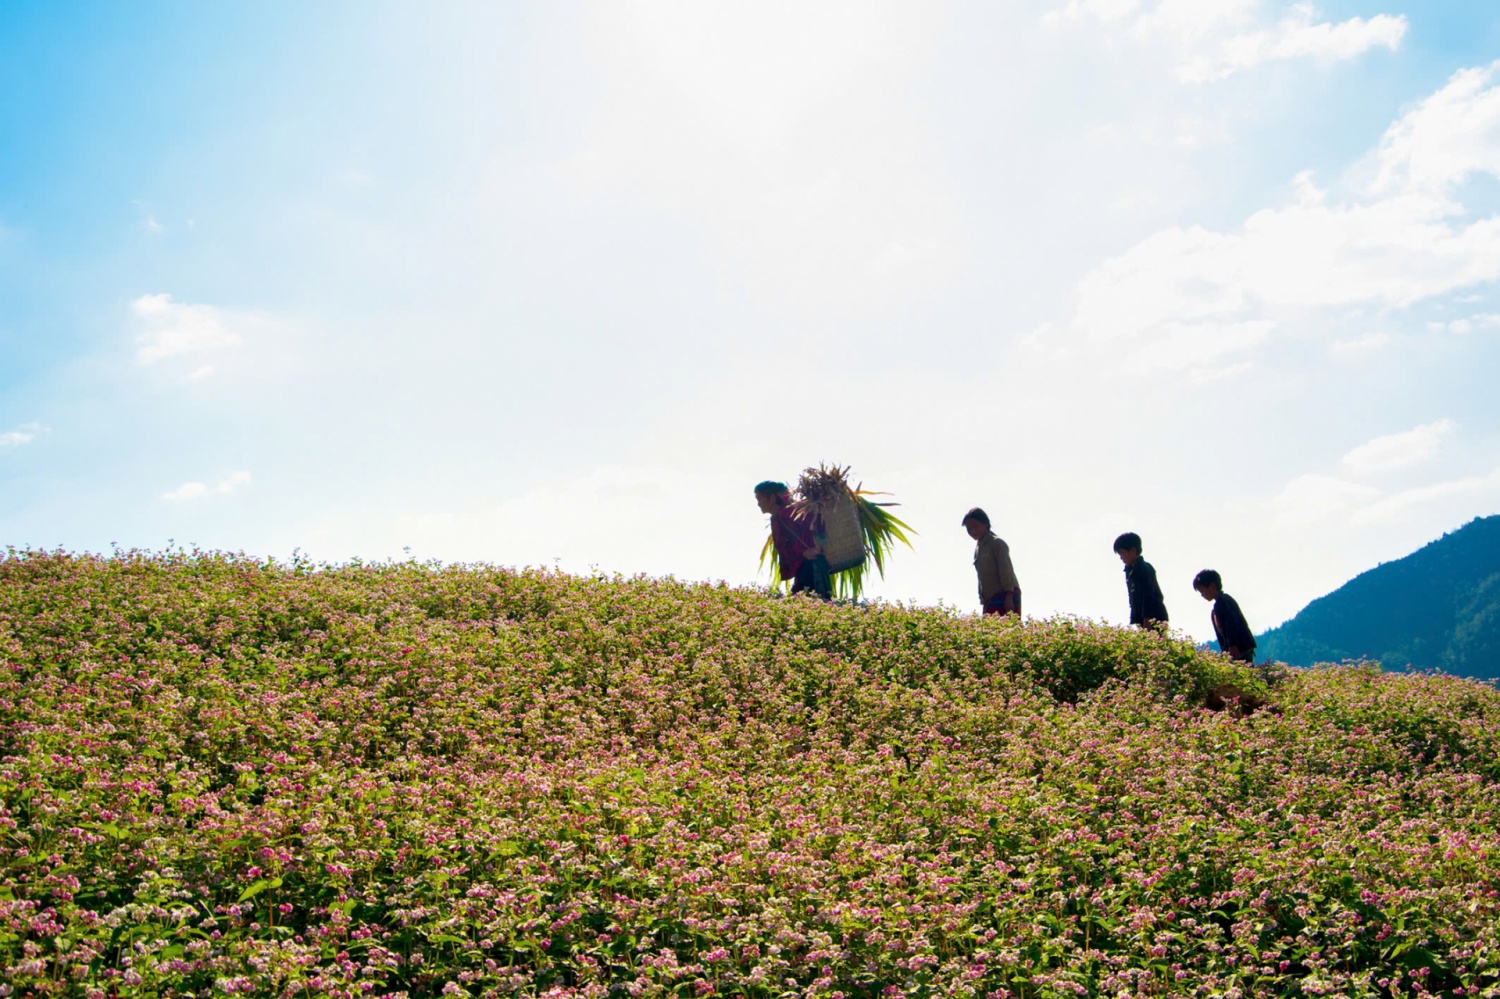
[754, 480, 832, 599]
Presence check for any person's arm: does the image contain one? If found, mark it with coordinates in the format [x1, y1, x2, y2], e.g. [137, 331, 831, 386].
[781, 506, 818, 559]
[1143, 562, 1168, 623]
[1222, 596, 1254, 654]
[992, 542, 1017, 611]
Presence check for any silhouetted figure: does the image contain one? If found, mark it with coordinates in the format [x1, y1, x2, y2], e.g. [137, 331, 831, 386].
[1193, 569, 1256, 663]
[755, 480, 830, 599]
[962, 507, 1020, 617]
[1114, 532, 1167, 630]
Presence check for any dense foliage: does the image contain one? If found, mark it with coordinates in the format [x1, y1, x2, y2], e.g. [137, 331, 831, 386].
[1257, 515, 1500, 679]
[2, 549, 1499, 999]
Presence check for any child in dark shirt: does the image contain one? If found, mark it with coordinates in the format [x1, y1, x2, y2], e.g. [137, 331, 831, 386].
[1113, 532, 1168, 630]
[1193, 569, 1256, 663]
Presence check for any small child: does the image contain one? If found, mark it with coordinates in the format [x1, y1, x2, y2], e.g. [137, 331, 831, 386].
[962, 507, 1021, 617]
[1113, 532, 1168, 630]
[1193, 569, 1256, 663]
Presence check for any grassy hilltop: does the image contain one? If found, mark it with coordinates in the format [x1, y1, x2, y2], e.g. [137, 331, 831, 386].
[3, 551, 1500, 999]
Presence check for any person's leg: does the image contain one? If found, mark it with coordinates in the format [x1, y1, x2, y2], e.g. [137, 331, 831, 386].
[810, 555, 832, 600]
[790, 561, 813, 595]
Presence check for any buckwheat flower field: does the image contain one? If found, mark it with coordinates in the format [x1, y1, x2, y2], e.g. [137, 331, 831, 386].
[3, 551, 1499, 999]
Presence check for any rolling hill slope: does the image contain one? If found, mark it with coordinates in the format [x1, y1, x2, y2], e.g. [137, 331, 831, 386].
[3, 550, 1500, 996]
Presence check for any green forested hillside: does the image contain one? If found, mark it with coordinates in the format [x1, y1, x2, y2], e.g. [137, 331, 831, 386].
[1258, 515, 1500, 677]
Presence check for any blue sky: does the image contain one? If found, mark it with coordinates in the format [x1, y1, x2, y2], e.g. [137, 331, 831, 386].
[3, 0, 1500, 641]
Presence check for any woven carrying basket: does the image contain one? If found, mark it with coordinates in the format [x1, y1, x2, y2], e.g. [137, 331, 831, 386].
[818, 493, 867, 573]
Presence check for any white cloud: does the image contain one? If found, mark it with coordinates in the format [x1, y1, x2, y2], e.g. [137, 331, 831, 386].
[133, 293, 241, 364]
[1373, 64, 1500, 195]
[1427, 313, 1500, 335]
[1179, 8, 1406, 83]
[1045, 0, 1404, 83]
[8, 4, 1498, 655]
[1274, 473, 1381, 526]
[1327, 331, 1390, 357]
[161, 470, 252, 503]
[1350, 468, 1500, 526]
[1341, 419, 1456, 476]
[132, 199, 165, 234]
[1037, 62, 1500, 375]
[0, 422, 44, 449]
[1271, 421, 1493, 532]
[161, 481, 210, 502]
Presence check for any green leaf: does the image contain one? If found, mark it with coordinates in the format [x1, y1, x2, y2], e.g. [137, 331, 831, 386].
[237, 879, 270, 902]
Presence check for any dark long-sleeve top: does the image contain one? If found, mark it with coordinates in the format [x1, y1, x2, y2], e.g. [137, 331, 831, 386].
[1211, 592, 1256, 655]
[1125, 558, 1168, 625]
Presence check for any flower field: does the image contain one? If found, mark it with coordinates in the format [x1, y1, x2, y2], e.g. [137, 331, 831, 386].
[2, 551, 1500, 999]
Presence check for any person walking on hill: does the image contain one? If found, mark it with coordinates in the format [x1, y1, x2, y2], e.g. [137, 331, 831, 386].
[963, 507, 1021, 617]
[755, 480, 831, 599]
[1114, 532, 1168, 631]
[1193, 569, 1256, 663]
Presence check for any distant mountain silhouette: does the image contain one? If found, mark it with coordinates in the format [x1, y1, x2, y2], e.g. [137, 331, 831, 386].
[1257, 515, 1500, 679]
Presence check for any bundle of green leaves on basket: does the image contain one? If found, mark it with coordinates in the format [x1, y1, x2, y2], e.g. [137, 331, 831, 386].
[760, 463, 916, 600]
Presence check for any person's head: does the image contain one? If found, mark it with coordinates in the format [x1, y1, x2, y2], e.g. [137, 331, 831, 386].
[754, 480, 790, 514]
[1193, 568, 1222, 600]
[1113, 531, 1142, 565]
[961, 507, 991, 540]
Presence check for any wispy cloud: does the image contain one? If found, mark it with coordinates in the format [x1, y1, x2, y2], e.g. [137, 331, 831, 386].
[1328, 331, 1391, 357]
[161, 470, 252, 503]
[1372, 64, 1500, 195]
[132, 199, 165, 234]
[1044, 0, 1405, 83]
[1350, 468, 1500, 526]
[0, 422, 44, 448]
[1179, 7, 1406, 83]
[1341, 420, 1456, 476]
[1036, 63, 1500, 377]
[1273, 473, 1382, 527]
[133, 293, 241, 365]
[1273, 421, 1491, 529]
[1426, 314, 1500, 335]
